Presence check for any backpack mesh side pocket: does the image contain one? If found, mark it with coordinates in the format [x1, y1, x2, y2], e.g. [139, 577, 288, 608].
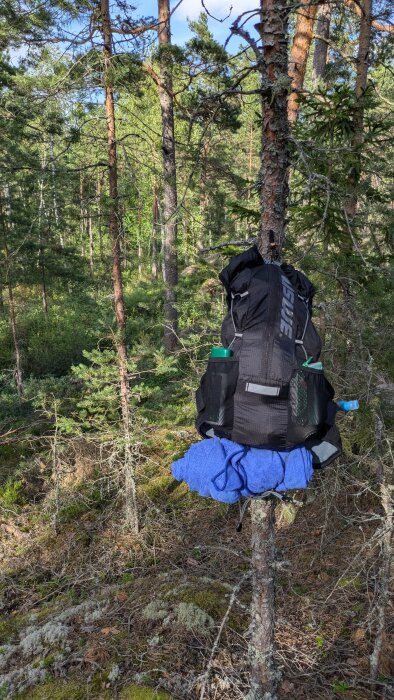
[288, 368, 333, 442]
[195, 358, 239, 438]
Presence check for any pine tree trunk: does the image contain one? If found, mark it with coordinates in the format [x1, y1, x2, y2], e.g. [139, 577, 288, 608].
[248, 2, 291, 698]
[312, 4, 331, 84]
[151, 186, 159, 281]
[370, 413, 394, 694]
[88, 211, 94, 274]
[0, 194, 23, 400]
[257, 0, 290, 259]
[8, 278, 23, 400]
[137, 201, 142, 279]
[248, 499, 277, 700]
[80, 172, 86, 257]
[158, 0, 178, 352]
[345, 0, 372, 226]
[49, 135, 63, 247]
[288, 0, 318, 127]
[38, 173, 49, 316]
[0, 276, 4, 314]
[100, 0, 138, 533]
[97, 175, 104, 261]
[197, 141, 209, 252]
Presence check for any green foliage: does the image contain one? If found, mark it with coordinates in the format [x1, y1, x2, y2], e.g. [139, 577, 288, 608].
[332, 679, 351, 693]
[0, 478, 25, 507]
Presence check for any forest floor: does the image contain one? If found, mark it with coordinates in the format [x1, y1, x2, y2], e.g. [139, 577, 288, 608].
[0, 426, 393, 700]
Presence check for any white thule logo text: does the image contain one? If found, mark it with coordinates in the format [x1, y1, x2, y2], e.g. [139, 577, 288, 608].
[280, 275, 294, 338]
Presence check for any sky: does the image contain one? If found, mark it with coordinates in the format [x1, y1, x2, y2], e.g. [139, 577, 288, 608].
[135, 0, 259, 46]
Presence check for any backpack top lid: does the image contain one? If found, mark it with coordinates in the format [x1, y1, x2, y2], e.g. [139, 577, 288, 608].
[219, 245, 316, 315]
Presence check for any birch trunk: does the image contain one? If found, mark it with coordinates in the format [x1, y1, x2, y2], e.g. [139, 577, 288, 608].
[247, 2, 291, 698]
[158, 0, 178, 352]
[100, 0, 138, 533]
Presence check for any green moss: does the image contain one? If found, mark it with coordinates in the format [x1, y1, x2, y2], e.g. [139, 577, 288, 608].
[338, 575, 363, 591]
[0, 617, 19, 644]
[15, 680, 87, 700]
[177, 588, 226, 617]
[58, 501, 89, 522]
[119, 685, 173, 700]
[140, 475, 174, 501]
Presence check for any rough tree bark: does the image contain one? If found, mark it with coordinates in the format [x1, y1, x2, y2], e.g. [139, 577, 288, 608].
[79, 171, 86, 257]
[370, 413, 394, 694]
[288, 0, 319, 127]
[312, 3, 332, 84]
[97, 174, 104, 261]
[257, 0, 291, 259]
[38, 161, 49, 316]
[247, 3, 291, 698]
[0, 193, 23, 400]
[345, 0, 373, 227]
[100, 0, 138, 532]
[157, 0, 178, 352]
[151, 185, 159, 281]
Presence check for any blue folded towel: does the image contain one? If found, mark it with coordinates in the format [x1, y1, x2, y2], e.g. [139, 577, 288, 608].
[172, 438, 313, 504]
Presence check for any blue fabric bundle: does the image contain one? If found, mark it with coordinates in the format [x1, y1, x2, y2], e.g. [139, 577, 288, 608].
[172, 437, 313, 504]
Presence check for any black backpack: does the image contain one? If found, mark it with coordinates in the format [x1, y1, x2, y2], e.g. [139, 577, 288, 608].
[195, 246, 341, 467]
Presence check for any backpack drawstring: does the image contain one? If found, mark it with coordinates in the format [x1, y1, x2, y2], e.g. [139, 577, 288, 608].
[229, 291, 248, 348]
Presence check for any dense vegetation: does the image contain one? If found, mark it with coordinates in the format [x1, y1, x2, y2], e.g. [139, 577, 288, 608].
[0, 0, 393, 698]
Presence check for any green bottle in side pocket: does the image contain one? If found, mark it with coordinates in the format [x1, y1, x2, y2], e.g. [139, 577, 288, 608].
[210, 347, 233, 358]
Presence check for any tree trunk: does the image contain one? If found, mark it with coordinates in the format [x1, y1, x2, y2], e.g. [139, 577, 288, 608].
[158, 0, 178, 352]
[312, 3, 331, 84]
[7, 274, 23, 401]
[370, 413, 394, 694]
[100, 0, 138, 533]
[137, 199, 142, 279]
[248, 499, 277, 700]
[197, 141, 209, 252]
[97, 174, 104, 261]
[151, 186, 159, 281]
[288, 0, 319, 127]
[248, 3, 291, 698]
[38, 171, 49, 316]
[0, 194, 23, 400]
[0, 276, 4, 314]
[88, 210, 94, 274]
[257, 0, 290, 258]
[345, 0, 372, 227]
[49, 135, 63, 247]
